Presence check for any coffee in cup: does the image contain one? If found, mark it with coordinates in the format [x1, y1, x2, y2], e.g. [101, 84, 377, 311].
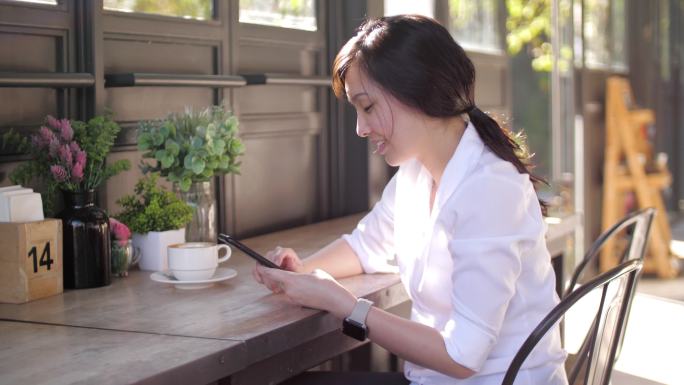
[167, 242, 231, 281]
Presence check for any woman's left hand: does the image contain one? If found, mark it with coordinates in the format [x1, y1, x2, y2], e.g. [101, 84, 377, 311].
[256, 265, 357, 320]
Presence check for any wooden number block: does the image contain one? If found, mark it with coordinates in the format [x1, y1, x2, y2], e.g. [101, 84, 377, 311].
[0, 219, 63, 303]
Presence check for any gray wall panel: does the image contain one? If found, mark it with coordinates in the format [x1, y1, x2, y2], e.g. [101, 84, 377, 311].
[235, 85, 317, 115]
[231, 12, 327, 236]
[0, 28, 65, 143]
[238, 42, 317, 74]
[474, 63, 506, 109]
[234, 135, 318, 236]
[103, 38, 216, 74]
[238, 113, 321, 136]
[469, 52, 509, 113]
[0, 161, 22, 188]
[0, 89, 58, 127]
[0, 33, 59, 72]
[105, 87, 215, 122]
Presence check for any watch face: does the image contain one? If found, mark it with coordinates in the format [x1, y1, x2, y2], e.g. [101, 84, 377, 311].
[343, 318, 368, 341]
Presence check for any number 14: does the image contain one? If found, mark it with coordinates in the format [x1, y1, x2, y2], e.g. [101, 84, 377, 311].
[28, 242, 53, 273]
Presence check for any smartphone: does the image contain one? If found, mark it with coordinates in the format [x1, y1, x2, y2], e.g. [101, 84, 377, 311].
[218, 234, 282, 269]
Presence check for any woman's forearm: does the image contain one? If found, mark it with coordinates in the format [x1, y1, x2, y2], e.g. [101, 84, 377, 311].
[298, 238, 472, 378]
[364, 307, 476, 379]
[263, 239, 472, 378]
[301, 238, 364, 278]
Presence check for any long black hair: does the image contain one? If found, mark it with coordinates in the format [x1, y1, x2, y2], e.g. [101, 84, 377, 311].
[332, 15, 547, 212]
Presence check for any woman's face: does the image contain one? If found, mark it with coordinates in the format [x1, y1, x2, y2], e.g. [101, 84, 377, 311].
[344, 63, 424, 167]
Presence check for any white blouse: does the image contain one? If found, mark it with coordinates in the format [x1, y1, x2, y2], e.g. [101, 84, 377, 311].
[343, 123, 568, 385]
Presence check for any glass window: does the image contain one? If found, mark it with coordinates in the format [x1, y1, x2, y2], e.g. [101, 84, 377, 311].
[9, 0, 57, 4]
[611, 0, 626, 66]
[583, 0, 610, 66]
[448, 0, 500, 52]
[103, 0, 213, 21]
[584, 0, 626, 69]
[239, 0, 317, 31]
[384, 0, 434, 18]
[573, 0, 583, 67]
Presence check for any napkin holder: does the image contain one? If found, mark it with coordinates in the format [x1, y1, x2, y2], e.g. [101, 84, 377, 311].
[0, 219, 63, 303]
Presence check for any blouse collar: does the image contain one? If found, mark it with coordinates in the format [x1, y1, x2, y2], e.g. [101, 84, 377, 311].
[428, 121, 484, 222]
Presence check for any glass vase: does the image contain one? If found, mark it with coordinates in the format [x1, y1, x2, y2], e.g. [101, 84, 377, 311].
[59, 190, 111, 289]
[174, 181, 217, 242]
[111, 239, 141, 277]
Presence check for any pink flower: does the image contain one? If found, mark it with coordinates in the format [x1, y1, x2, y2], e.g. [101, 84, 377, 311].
[59, 120, 73, 141]
[110, 218, 131, 246]
[33, 126, 55, 149]
[48, 137, 60, 157]
[72, 148, 86, 181]
[31, 135, 42, 149]
[46, 115, 71, 139]
[71, 160, 84, 182]
[46, 115, 60, 129]
[58, 144, 73, 166]
[75, 149, 86, 165]
[50, 165, 68, 182]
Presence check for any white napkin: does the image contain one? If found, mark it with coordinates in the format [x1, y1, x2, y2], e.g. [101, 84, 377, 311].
[0, 186, 44, 222]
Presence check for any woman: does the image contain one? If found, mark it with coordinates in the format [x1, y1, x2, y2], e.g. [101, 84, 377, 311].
[254, 15, 567, 385]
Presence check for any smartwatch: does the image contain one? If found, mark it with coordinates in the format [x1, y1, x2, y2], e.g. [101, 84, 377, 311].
[342, 298, 374, 341]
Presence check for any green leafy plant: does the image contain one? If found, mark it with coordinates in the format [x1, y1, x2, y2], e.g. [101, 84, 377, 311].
[137, 105, 244, 192]
[116, 173, 193, 234]
[505, 0, 572, 72]
[2, 113, 130, 215]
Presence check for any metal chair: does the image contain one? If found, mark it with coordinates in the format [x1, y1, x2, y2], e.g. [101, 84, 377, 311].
[502, 259, 644, 385]
[560, 208, 655, 384]
[565, 207, 655, 298]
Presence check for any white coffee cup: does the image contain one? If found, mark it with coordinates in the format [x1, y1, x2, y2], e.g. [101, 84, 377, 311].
[167, 242, 231, 281]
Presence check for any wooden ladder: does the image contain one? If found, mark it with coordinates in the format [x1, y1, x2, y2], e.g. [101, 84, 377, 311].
[601, 76, 677, 278]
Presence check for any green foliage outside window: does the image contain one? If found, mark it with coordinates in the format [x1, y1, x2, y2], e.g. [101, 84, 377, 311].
[240, 0, 312, 17]
[239, 0, 316, 30]
[448, 0, 500, 51]
[505, 0, 572, 72]
[104, 0, 212, 20]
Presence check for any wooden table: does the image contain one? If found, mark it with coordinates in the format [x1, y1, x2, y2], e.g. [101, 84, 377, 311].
[0, 213, 577, 385]
[545, 214, 581, 296]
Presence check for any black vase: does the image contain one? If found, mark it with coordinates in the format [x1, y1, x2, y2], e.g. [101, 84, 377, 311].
[59, 190, 111, 289]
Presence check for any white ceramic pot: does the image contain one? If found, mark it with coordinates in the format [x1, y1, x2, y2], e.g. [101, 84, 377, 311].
[132, 228, 186, 272]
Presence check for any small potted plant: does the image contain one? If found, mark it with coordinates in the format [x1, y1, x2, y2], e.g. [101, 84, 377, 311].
[116, 173, 193, 272]
[137, 105, 244, 242]
[109, 218, 140, 277]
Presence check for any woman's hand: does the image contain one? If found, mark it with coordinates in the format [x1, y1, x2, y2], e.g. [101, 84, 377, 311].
[255, 265, 357, 320]
[266, 246, 305, 272]
[252, 246, 305, 290]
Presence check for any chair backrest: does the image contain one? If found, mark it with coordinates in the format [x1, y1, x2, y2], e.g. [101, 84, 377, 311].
[562, 208, 655, 377]
[501, 259, 644, 385]
[565, 207, 655, 298]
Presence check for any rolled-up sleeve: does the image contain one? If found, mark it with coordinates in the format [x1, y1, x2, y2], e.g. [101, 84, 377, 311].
[342, 175, 399, 274]
[439, 173, 534, 372]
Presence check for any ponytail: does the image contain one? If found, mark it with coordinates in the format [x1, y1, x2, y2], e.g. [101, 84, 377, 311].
[468, 107, 548, 215]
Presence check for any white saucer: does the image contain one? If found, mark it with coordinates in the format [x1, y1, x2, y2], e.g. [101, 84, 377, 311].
[150, 267, 237, 290]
